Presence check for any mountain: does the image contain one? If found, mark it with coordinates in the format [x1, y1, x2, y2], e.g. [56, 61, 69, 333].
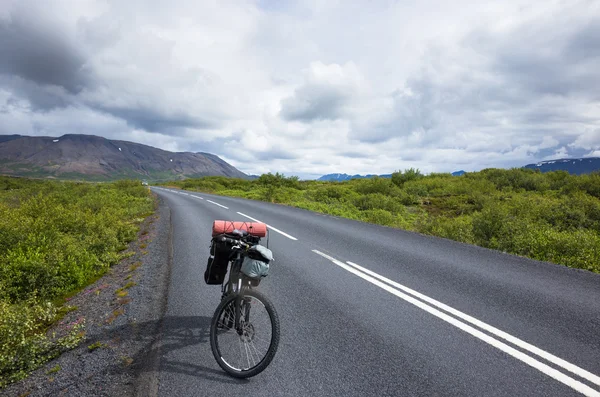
[452, 170, 466, 176]
[318, 173, 392, 181]
[523, 158, 600, 175]
[0, 134, 247, 181]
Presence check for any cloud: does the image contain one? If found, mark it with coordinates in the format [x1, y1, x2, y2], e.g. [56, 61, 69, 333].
[585, 150, 600, 157]
[0, 0, 599, 177]
[0, 5, 92, 94]
[570, 128, 600, 150]
[346, 1, 600, 157]
[94, 104, 215, 134]
[280, 62, 365, 122]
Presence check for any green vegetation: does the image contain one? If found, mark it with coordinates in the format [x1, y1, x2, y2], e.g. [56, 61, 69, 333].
[46, 365, 61, 375]
[161, 169, 600, 272]
[0, 177, 154, 387]
[87, 342, 108, 352]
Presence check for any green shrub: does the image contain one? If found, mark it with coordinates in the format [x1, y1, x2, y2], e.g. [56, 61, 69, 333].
[354, 177, 395, 195]
[391, 168, 423, 187]
[471, 204, 509, 248]
[0, 299, 85, 388]
[360, 209, 397, 226]
[0, 177, 153, 387]
[420, 215, 475, 244]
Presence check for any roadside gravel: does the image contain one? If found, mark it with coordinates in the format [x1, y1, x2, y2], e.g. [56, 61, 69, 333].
[1, 194, 172, 397]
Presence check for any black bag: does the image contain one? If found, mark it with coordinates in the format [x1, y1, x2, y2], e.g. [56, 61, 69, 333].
[204, 237, 232, 285]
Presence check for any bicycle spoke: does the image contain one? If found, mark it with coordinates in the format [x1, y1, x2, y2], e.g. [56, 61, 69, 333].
[238, 335, 245, 369]
[244, 340, 253, 368]
[212, 290, 279, 377]
[249, 340, 262, 364]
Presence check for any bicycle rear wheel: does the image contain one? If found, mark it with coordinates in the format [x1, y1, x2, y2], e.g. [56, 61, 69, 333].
[210, 289, 280, 378]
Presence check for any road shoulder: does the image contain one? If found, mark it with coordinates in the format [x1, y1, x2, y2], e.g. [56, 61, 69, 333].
[1, 194, 172, 397]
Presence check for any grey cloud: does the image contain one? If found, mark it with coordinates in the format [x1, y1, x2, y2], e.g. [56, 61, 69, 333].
[0, 76, 73, 110]
[564, 17, 600, 62]
[350, 82, 440, 144]
[96, 105, 216, 135]
[254, 147, 298, 161]
[0, 5, 217, 136]
[0, 10, 92, 94]
[351, 7, 600, 150]
[516, 108, 599, 125]
[340, 150, 371, 159]
[220, 143, 298, 162]
[472, 14, 600, 100]
[280, 84, 350, 121]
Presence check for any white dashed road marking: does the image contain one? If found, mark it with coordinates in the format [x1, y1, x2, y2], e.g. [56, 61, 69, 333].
[236, 212, 298, 241]
[206, 200, 229, 209]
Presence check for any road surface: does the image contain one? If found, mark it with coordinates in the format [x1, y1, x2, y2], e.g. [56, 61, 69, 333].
[151, 187, 600, 397]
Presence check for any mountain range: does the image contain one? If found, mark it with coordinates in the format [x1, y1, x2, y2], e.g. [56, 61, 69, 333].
[523, 158, 600, 175]
[318, 173, 393, 182]
[318, 158, 600, 181]
[0, 134, 247, 181]
[2, 133, 598, 182]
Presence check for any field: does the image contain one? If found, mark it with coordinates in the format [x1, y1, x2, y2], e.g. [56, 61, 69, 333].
[161, 168, 600, 273]
[0, 177, 154, 387]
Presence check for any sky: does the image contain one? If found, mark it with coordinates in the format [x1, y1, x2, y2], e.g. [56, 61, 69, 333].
[0, 0, 599, 179]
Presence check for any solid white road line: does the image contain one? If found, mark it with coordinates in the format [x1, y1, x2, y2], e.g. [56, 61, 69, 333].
[206, 199, 228, 209]
[236, 212, 298, 241]
[344, 260, 600, 388]
[312, 250, 599, 397]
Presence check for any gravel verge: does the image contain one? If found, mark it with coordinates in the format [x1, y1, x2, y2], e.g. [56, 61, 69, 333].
[1, 194, 172, 397]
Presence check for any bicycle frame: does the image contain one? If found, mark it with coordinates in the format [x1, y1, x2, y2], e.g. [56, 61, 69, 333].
[222, 250, 254, 334]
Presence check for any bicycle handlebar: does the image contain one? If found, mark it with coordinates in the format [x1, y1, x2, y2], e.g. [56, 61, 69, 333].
[218, 236, 250, 248]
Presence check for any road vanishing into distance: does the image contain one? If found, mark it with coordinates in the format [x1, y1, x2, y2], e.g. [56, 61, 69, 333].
[151, 187, 600, 397]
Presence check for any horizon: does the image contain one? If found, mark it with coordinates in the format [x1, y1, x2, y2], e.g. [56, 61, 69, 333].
[3, 132, 598, 180]
[1, 1, 599, 177]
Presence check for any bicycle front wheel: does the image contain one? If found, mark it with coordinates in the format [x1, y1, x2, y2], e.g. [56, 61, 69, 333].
[210, 289, 280, 378]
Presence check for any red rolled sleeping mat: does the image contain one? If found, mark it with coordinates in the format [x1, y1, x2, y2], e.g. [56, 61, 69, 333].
[212, 220, 267, 237]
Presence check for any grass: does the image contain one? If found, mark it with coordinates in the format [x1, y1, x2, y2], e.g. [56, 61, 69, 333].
[115, 282, 136, 298]
[87, 342, 108, 352]
[105, 308, 125, 325]
[45, 365, 61, 375]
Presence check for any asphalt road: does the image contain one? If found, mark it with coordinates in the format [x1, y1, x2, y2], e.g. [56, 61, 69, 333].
[151, 187, 600, 397]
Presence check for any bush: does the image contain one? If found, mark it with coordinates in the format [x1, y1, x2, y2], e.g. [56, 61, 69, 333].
[391, 168, 423, 187]
[471, 204, 509, 248]
[354, 177, 396, 195]
[0, 177, 154, 387]
[360, 209, 397, 227]
[420, 215, 475, 244]
[0, 299, 85, 387]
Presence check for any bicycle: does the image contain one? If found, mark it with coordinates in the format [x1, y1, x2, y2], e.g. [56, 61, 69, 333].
[208, 229, 280, 378]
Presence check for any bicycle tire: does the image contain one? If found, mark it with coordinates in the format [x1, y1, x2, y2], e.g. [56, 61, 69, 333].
[210, 289, 280, 378]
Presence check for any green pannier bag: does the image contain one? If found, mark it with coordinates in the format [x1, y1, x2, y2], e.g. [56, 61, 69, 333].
[241, 245, 273, 279]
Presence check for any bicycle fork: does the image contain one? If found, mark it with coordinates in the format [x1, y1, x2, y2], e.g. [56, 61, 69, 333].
[234, 279, 252, 335]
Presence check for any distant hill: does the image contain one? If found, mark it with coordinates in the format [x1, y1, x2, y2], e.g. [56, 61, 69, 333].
[0, 134, 247, 181]
[452, 170, 466, 176]
[523, 158, 600, 175]
[318, 173, 392, 182]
